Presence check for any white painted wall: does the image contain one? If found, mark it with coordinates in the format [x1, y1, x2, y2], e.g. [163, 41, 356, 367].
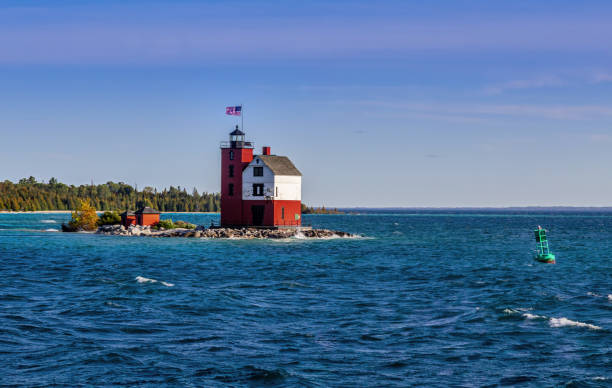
[242, 156, 302, 201]
[242, 158, 274, 200]
[274, 175, 301, 201]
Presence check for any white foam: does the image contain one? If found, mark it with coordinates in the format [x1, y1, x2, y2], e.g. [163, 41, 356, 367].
[608, 294, 612, 301]
[523, 313, 546, 320]
[549, 317, 602, 330]
[44, 228, 59, 232]
[135, 276, 174, 287]
[587, 291, 602, 297]
[41, 219, 57, 224]
[504, 307, 533, 315]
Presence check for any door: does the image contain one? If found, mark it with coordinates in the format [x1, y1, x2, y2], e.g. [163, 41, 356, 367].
[251, 205, 265, 226]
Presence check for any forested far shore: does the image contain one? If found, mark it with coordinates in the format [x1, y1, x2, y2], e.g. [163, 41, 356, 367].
[300, 204, 344, 214]
[0, 177, 220, 212]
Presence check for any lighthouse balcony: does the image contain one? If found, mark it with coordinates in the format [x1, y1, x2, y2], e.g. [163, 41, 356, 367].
[220, 141, 254, 149]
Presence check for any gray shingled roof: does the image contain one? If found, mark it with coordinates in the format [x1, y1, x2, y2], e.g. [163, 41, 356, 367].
[135, 206, 160, 214]
[258, 155, 302, 176]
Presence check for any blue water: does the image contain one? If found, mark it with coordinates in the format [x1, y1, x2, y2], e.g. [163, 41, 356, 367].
[0, 211, 610, 387]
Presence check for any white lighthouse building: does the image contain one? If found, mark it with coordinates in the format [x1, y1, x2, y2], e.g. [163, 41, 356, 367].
[220, 128, 302, 227]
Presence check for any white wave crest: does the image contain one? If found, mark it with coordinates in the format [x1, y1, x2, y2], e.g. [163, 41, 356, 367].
[503, 307, 533, 315]
[549, 317, 601, 330]
[135, 276, 174, 287]
[41, 219, 57, 223]
[587, 291, 601, 297]
[523, 313, 546, 320]
[44, 228, 59, 232]
[608, 294, 612, 301]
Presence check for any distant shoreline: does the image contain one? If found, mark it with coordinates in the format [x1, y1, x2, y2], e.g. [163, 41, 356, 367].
[0, 211, 220, 214]
[3, 207, 612, 214]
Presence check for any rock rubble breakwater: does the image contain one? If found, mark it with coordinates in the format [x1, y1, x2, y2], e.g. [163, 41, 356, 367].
[96, 224, 355, 239]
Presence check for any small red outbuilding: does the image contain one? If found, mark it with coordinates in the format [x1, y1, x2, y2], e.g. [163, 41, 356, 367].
[135, 207, 161, 226]
[121, 207, 160, 227]
[120, 210, 137, 227]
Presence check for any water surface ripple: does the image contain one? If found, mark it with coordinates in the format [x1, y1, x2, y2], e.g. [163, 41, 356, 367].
[0, 211, 610, 386]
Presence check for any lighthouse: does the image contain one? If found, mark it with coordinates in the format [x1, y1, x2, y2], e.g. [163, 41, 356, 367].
[220, 126, 302, 227]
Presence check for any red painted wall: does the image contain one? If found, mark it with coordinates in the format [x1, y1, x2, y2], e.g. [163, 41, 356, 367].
[241, 199, 301, 226]
[122, 215, 137, 228]
[274, 201, 302, 226]
[241, 200, 274, 226]
[273, 200, 302, 226]
[138, 213, 160, 226]
[220, 147, 253, 226]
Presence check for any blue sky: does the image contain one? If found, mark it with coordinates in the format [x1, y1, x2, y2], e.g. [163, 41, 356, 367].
[2, 0, 612, 207]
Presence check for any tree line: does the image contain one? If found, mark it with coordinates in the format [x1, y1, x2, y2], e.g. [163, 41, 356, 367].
[0, 177, 220, 212]
[301, 203, 344, 214]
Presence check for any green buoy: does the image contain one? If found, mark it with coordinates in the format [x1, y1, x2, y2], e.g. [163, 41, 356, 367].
[534, 226, 555, 264]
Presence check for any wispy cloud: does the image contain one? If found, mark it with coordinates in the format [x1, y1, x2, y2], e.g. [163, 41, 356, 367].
[0, 7, 612, 64]
[588, 133, 612, 142]
[354, 100, 612, 121]
[482, 69, 612, 95]
[590, 72, 612, 84]
[483, 76, 565, 95]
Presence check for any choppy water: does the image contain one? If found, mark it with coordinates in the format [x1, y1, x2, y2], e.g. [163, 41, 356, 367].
[0, 210, 610, 387]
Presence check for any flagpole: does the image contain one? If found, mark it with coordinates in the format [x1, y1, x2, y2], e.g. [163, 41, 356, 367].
[241, 103, 244, 131]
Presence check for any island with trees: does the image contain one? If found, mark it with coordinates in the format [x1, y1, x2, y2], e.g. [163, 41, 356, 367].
[301, 204, 345, 214]
[1, 177, 344, 215]
[63, 199, 352, 239]
[1, 177, 353, 239]
[0, 177, 219, 212]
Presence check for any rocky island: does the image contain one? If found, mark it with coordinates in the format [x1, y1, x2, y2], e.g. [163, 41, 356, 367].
[59, 199, 355, 239]
[96, 224, 355, 239]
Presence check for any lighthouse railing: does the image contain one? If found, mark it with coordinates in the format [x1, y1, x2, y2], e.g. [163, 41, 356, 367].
[220, 141, 254, 149]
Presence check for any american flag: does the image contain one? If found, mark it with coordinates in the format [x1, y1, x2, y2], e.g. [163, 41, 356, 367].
[226, 106, 242, 116]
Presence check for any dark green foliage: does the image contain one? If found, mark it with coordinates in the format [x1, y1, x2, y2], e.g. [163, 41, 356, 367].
[97, 211, 121, 226]
[152, 219, 196, 230]
[0, 178, 220, 212]
[154, 219, 175, 230]
[301, 203, 344, 214]
[174, 220, 196, 229]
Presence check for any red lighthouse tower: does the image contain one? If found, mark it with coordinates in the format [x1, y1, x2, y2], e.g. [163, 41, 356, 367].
[220, 125, 302, 227]
[220, 126, 254, 226]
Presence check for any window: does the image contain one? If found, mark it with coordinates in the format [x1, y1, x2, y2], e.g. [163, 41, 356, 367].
[229, 151, 234, 160]
[275, 186, 278, 197]
[253, 167, 263, 177]
[281, 207, 285, 219]
[228, 183, 234, 196]
[252, 183, 264, 196]
[229, 165, 234, 177]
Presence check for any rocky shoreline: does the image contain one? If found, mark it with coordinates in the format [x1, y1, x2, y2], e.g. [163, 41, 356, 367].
[96, 224, 354, 239]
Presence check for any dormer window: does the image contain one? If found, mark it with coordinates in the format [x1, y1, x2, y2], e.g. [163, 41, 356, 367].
[254, 167, 263, 177]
